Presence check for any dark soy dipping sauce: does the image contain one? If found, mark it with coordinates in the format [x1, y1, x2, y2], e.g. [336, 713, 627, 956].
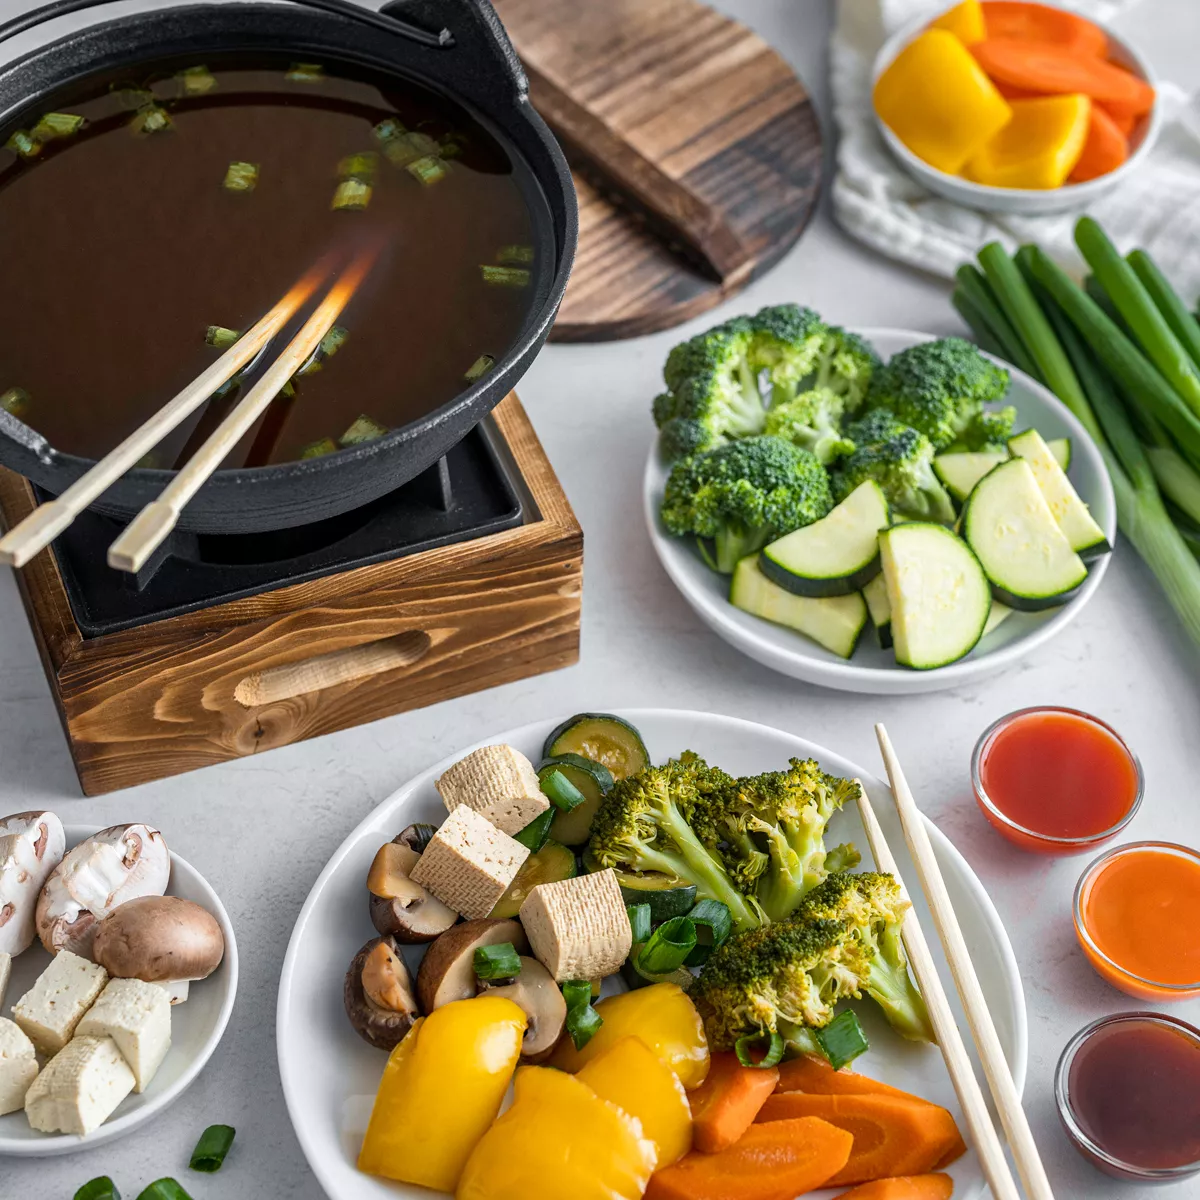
[0, 61, 543, 467]
[1068, 1018, 1200, 1169]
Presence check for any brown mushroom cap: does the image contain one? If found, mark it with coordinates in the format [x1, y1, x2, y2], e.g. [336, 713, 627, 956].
[416, 918, 528, 1013]
[478, 956, 567, 1063]
[93, 895, 224, 982]
[344, 935, 420, 1050]
[367, 839, 457, 943]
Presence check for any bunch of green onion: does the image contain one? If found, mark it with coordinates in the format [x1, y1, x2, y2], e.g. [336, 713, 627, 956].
[953, 218, 1200, 654]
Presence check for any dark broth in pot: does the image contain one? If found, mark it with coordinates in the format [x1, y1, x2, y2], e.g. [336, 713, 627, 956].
[0, 60, 543, 468]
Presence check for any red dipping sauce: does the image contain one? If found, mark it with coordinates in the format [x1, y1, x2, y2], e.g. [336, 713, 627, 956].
[1056, 1013, 1200, 1182]
[971, 707, 1142, 853]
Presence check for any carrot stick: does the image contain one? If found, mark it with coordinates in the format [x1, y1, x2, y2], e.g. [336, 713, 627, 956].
[832, 1174, 955, 1200]
[689, 1052, 780, 1153]
[933, 1129, 968, 1170]
[1069, 103, 1130, 182]
[756, 1093, 962, 1187]
[980, 2, 1107, 55]
[1098, 102, 1137, 135]
[776, 1056, 938, 1104]
[645, 1116, 853, 1200]
[971, 39, 1155, 116]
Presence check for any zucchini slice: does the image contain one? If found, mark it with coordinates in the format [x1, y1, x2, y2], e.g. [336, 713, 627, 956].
[489, 840, 577, 919]
[539, 754, 614, 846]
[963, 458, 1089, 610]
[879, 523, 990, 669]
[730, 556, 867, 660]
[1048, 436, 1071, 471]
[1008, 429, 1109, 559]
[544, 715, 649, 782]
[759, 481, 889, 597]
[615, 875, 698, 922]
[933, 450, 1008, 503]
[862, 572, 892, 650]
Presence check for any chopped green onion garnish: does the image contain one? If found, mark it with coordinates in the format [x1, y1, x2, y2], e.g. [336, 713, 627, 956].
[497, 245, 534, 265]
[481, 265, 530, 288]
[205, 325, 241, 350]
[5, 131, 40, 159]
[223, 161, 259, 192]
[464, 354, 496, 383]
[1, 387, 30, 418]
[406, 823, 439, 852]
[628, 946, 694, 988]
[74, 1177, 120, 1200]
[407, 155, 446, 186]
[135, 1182, 192, 1200]
[514, 808, 554, 852]
[130, 105, 172, 136]
[281, 379, 297, 398]
[626, 903, 651, 944]
[332, 178, 372, 211]
[735, 1030, 785, 1069]
[320, 326, 349, 358]
[561, 979, 593, 1011]
[684, 898, 732, 966]
[32, 112, 85, 142]
[178, 66, 217, 96]
[213, 377, 240, 401]
[540, 769, 586, 812]
[636, 916, 696, 975]
[815, 1009, 869, 1071]
[383, 131, 439, 167]
[286, 63, 324, 84]
[474, 942, 521, 981]
[373, 117, 406, 144]
[339, 414, 388, 447]
[338, 152, 379, 183]
[189, 1123, 235, 1172]
[566, 1000, 603, 1049]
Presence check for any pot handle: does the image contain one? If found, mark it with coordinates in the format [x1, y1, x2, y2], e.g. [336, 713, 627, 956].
[0, 0, 452, 51]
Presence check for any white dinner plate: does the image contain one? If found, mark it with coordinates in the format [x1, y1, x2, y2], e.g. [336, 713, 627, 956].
[644, 328, 1117, 694]
[278, 709, 1027, 1200]
[0, 825, 238, 1157]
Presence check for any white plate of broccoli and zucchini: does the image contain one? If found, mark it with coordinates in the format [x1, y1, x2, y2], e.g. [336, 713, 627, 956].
[643, 310, 1116, 694]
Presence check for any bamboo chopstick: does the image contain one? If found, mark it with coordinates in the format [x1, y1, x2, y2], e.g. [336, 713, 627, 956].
[0, 266, 328, 569]
[874, 724, 1055, 1200]
[106, 249, 379, 575]
[852, 775, 1023, 1200]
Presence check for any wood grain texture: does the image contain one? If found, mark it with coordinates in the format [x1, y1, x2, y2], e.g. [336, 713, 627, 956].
[0, 394, 582, 795]
[495, 0, 823, 341]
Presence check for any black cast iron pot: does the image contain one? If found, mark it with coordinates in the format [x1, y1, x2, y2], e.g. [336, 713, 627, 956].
[0, 0, 576, 533]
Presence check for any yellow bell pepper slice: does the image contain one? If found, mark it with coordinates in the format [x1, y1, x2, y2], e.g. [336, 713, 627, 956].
[966, 94, 1092, 189]
[457, 1064, 657, 1200]
[874, 29, 1012, 175]
[549, 982, 710, 1089]
[929, 0, 986, 44]
[577, 1035, 693, 1167]
[358, 996, 526, 1190]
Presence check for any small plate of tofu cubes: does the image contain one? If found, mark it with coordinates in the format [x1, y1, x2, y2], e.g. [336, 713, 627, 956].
[0, 816, 237, 1156]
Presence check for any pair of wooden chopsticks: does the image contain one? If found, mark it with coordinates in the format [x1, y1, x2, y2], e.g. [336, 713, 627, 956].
[0, 248, 379, 574]
[862, 725, 1054, 1200]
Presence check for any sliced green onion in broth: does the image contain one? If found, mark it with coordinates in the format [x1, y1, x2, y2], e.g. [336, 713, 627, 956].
[223, 161, 259, 192]
[481, 265, 531, 288]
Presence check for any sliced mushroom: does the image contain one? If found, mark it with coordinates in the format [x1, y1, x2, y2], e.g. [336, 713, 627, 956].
[0, 811, 65, 957]
[92, 895, 225, 983]
[416, 918, 528, 1013]
[344, 935, 421, 1050]
[37, 823, 170, 958]
[367, 838, 457, 943]
[478, 956, 566, 1063]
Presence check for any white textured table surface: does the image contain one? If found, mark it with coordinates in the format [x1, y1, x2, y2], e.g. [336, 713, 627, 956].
[2, 2, 1198, 1197]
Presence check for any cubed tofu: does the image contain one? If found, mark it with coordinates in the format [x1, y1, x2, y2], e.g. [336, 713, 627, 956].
[78, 978, 171, 1093]
[24, 1035, 134, 1135]
[436, 744, 549, 836]
[518, 869, 632, 982]
[0, 1017, 38, 1116]
[12, 950, 108, 1055]
[0, 951, 10, 1009]
[410, 806, 529, 920]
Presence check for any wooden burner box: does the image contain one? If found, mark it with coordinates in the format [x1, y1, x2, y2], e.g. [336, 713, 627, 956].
[0, 395, 582, 795]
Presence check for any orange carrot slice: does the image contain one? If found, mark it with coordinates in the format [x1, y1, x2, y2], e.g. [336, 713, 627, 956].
[776, 1055, 936, 1105]
[980, 2, 1107, 55]
[689, 1052, 780, 1154]
[832, 1174, 955, 1200]
[1070, 101, 1130, 181]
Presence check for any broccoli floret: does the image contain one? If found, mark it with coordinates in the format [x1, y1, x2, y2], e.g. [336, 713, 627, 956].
[750, 304, 829, 403]
[866, 337, 1010, 451]
[812, 327, 881, 414]
[763, 387, 856, 465]
[833, 409, 956, 525]
[586, 754, 765, 932]
[944, 404, 1018, 454]
[661, 436, 834, 574]
[730, 760, 863, 922]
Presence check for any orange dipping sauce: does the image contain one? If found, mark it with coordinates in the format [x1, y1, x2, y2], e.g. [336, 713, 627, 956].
[972, 708, 1142, 853]
[1076, 843, 1200, 999]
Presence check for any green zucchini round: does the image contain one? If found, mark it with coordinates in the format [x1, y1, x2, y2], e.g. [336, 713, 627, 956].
[543, 714, 650, 781]
[586, 856, 698, 921]
[539, 754, 613, 846]
[489, 840, 577, 919]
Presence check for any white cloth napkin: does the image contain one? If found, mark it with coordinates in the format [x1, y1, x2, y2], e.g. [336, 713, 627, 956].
[831, 0, 1200, 298]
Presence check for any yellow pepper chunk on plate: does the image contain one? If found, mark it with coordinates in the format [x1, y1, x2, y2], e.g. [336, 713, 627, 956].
[929, 0, 986, 44]
[874, 29, 1012, 174]
[457, 1064, 657, 1200]
[358, 996, 526, 1190]
[966, 94, 1092, 188]
[577, 1035, 693, 1167]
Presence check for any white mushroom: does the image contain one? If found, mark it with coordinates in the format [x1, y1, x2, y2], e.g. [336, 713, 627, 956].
[0, 811, 65, 957]
[36, 824, 169, 959]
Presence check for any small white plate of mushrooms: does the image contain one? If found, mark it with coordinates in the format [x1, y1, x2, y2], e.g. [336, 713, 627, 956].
[0, 816, 237, 1157]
